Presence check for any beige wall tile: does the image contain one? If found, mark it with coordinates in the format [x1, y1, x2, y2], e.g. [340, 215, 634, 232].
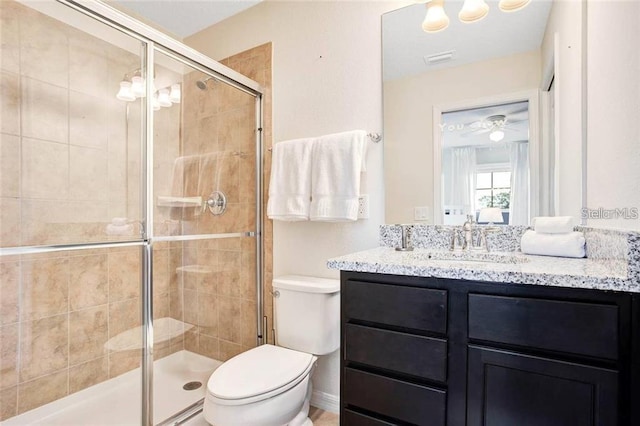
[0, 72, 19, 136]
[153, 249, 170, 295]
[0, 261, 19, 325]
[0, 197, 20, 247]
[0, 133, 20, 197]
[69, 305, 108, 365]
[18, 370, 68, 414]
[69, 145, 108, 201]
[0, 386, 17, 421]
[217, 107, 254, 153]
[21, 257, 69, 321]
[0, 324, 18, 390]
[69, 35, 109, 99]
[240, 298, 257, 348]
[69, 254, 108, 311]
[108, 298, 139, 339]
[184, 329, 198, 353]
[197, 334, 219, 360]
[108, 250, 140, 302]
[0, 1, 20, 74]
[21, 137, 69, 200]
[183, 289, 198, 325]
[169, 289, 183, 321]
[108, 348, 139, 379]
[21, 78, 68, 143]
[219, 339, 243, 362]
[69, 356, 108, 394]
[19, 314, 68, 382]
[70, 91, 108, 150]
[19, 10, 69, 88]
[217, 296, 240, 343]
[153, 292, 170, 320]
[197, 292, 218, 337]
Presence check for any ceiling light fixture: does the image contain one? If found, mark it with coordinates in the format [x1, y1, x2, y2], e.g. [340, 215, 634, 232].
[422, 0, 450, 33]
[459, 0, 490, 23]
[489, 129, 505, 142]
[499, 0, 532, 13]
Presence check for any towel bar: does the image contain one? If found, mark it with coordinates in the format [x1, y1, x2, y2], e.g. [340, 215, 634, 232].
[266, 132, 381, 152]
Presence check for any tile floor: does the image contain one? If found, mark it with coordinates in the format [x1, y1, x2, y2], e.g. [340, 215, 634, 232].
[309, 407, 340, 425]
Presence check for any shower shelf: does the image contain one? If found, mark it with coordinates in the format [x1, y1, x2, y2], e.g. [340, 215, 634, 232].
[157, 196, 203, 208]
[104, 317, 194, 352]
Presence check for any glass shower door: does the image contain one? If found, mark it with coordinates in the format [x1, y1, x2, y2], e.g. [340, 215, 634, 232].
[0, 0, 146, 424]
[151, 48, 260, 423]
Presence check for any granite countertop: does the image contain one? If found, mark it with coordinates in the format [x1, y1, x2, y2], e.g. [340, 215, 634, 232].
[327, 247, 640, 293]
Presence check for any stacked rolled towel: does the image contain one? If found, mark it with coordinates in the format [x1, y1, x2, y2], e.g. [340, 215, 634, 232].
[521, 216, 585, 258]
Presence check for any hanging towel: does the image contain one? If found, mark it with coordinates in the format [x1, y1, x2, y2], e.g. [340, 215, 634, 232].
[166, 155, 201, 220]
[520, 230, 586, 258]
[267, 138, 315, 221]
[310, 130, 367, 222]
[531, 216, 576, 234]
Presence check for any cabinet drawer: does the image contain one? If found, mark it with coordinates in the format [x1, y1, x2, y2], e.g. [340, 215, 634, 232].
[343, 409, 397, 425]
[344, 368, 446, 426]
[345, 324, 447, 382]
[344, 280, 447, 334]
[468, 294, 619, 360]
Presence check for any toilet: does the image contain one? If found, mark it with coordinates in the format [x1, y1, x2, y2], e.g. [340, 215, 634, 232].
[203, 275, 340, 426]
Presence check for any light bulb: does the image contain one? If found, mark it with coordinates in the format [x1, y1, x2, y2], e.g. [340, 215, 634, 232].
[499, 0, 531, 12]
[152, 93, 161, 111]
[459, 0, 489, 23]
[116, 81, 135, 102]
[157, 89, 172, 107]
[489, 130, 505, 142]
[130, 76, 146, 98]
[422, 0, 449, 33]
[169, 84, 181, 104]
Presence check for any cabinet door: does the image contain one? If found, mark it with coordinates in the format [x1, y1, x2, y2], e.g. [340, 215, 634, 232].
[467, 346, 618, 426]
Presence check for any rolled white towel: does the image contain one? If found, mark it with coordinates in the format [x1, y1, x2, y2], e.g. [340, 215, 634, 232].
[106, 224, 134, 236]
[520, 230, 585, 258]
[531, 216, 575, 234]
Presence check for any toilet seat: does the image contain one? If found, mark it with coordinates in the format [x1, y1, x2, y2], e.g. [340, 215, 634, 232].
[207, 345, 315, 406]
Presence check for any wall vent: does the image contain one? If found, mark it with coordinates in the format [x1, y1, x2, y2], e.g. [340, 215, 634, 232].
[424, 50, 456, 65]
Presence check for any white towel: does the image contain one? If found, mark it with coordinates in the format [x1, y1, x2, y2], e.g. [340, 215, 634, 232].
[267, 138, 315, 221]
[532, 216, 575, 234]
[520, 230, 586, 258]
[310, 130, 367, 222]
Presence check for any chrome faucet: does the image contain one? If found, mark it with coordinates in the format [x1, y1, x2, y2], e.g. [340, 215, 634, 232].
[462, 214, 475, 250]
[395, 224, 414, 251]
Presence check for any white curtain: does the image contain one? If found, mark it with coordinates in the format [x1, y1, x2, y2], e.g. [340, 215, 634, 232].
[444, 147, 476, 215]
[509, 142, 529, 225]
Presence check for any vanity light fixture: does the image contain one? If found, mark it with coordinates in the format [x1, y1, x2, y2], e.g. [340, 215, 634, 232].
[130, 75, 146, 98]
[459, 0, 490, 23]
[169, 84, 181, 103]
[421, 0, 531, 33]
[499, 0, 532, 13]
[157, 88, 172, 107]
[422, 0, 450, 33]
[116, 81, 136, 102]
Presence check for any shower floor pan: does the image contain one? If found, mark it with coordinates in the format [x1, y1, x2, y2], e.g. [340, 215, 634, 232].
[1, 351, 221, 426]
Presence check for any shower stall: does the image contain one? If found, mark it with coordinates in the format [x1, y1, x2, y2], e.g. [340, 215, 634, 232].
[0, 0, 264, 424]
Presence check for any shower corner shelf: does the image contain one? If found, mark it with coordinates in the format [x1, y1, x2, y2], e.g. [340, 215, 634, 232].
[157, 196, 203, 208]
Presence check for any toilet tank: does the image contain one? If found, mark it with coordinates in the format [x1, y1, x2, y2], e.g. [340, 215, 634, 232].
[272, 275, 340, 355]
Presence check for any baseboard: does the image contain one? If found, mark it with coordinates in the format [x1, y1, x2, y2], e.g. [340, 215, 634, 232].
[310, 390, 340, 414]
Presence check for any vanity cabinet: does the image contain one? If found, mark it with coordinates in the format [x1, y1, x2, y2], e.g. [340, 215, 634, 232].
[340, 271, 640, 426]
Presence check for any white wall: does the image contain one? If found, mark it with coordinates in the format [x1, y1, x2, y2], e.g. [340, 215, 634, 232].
[540, 0, 585, 220]
[585, 0, 640, 230]
[185, 0, 411, 407]
[384, 50, 541, 224]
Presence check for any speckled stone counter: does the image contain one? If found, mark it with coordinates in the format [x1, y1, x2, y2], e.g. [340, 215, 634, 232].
[328, 225, 640, 293]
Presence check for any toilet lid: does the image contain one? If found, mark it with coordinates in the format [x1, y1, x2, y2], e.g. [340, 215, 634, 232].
[207, 344, 314, 401]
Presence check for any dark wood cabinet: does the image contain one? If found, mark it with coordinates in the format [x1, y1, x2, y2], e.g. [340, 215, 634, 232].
[340, 271, 640, 426]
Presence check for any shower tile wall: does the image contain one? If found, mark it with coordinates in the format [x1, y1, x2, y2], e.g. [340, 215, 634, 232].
[0, 1, 150, 420]
[170, 42, 273, 361]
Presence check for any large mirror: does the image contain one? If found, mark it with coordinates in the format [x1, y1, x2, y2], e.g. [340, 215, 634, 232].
[383, 0, 585, 225]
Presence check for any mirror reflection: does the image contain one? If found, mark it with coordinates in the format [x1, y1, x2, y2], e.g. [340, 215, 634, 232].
[441, 100, 530, 225]
[382, 0, 583, 225]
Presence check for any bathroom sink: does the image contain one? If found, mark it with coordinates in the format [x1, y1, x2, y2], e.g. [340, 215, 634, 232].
[412, 250, 529, 264]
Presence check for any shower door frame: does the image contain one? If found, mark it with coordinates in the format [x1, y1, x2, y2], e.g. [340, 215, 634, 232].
[1, 1, 265, 424]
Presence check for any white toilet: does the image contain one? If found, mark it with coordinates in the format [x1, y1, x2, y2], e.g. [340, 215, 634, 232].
[203, 275, 340, 426]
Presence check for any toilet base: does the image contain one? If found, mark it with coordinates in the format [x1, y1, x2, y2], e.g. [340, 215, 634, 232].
[286, 380, 312, 426]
